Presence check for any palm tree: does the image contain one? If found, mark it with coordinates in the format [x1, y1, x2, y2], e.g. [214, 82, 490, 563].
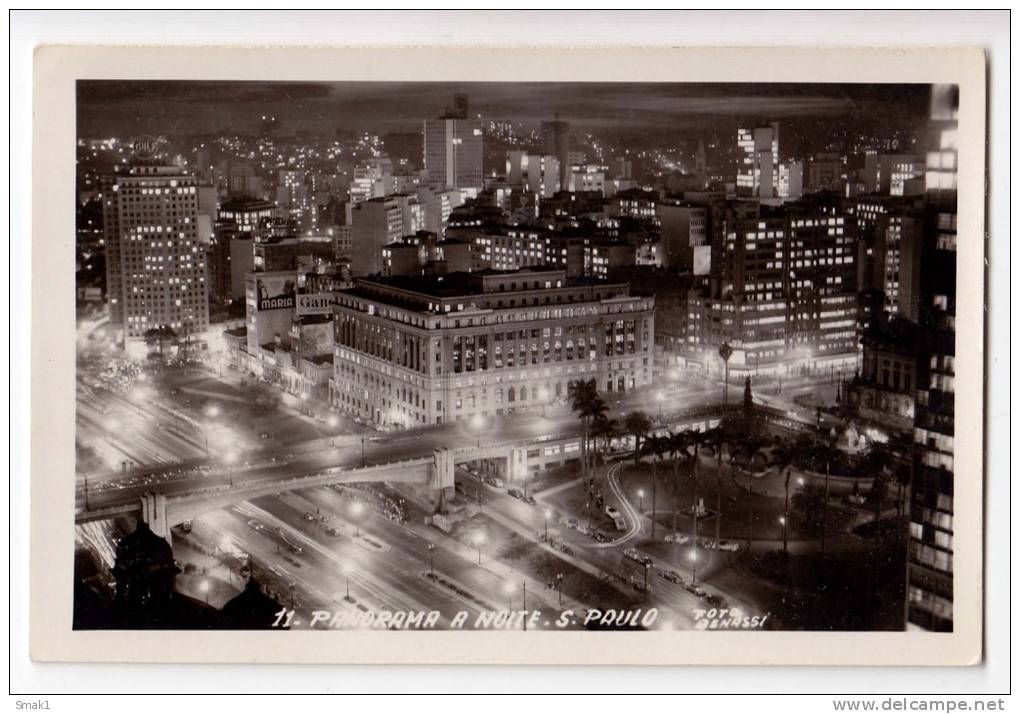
[885, 431, 915, 546]
[731, 436, 766, 549]
[808, 432, 842, 556]
[624, 410, 652, 469]
[768, 434, 812, 555]
[676, 429, 707, 550]
[718, 342, 733, 403]
[703, 424, 731, 545]
[590, 414, 618, 485]
[644, 433, 668, 539]
[667, 430, 684, 536]
[568, 379, 604, 486]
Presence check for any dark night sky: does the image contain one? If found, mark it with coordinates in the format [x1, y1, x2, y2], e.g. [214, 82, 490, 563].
[77, 81, 931, 138]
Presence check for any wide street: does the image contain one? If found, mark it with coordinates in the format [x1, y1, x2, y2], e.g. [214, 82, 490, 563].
[75, 325, 854, 630]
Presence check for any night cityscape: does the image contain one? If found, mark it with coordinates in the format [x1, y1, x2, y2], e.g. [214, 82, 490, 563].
[73, 80, 959, 633]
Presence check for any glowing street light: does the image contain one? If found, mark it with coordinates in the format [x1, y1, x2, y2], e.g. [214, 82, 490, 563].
[327, 414, 339, 428]
[543, 509, 553, 540]
[688, 547, 699, 585]
[538, 386, 550, 417]
[638, 488, 645, 512]
[426, 543, 436, 578]
[349, 501, 365, 537]
[472, 530, 485, 565]
[206, 404, 221, 419]
[655, 390, 664, 417]
[470, 413, 485, 448]
[198, 578, 211, 604]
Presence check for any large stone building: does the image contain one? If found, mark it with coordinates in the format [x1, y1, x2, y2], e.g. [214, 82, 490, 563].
[330, 269, 655, 427]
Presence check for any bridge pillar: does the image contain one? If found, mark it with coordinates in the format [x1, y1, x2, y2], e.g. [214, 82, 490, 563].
[139, 492, 171, 543]
[430, 447, 455, 512]
[508, 446, 529, 484]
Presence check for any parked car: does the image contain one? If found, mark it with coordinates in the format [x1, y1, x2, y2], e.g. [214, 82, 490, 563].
[623, 548, 653, 567]
[705, 593, 726, 608]
[717, 539, 740, 552]
[302, 512, 317, 522]
[605, 506, 622, 520]
[664, 533, 690, 545]
[685, 582, 707, 597]
[656, 568, 684, 585]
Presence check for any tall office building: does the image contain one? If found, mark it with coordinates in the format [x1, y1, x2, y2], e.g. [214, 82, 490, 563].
[736, 122, 779, 198]
[685, 196, 858, 377]
[423, 100, 483, 193]
[542, 116, 572, 189]
[350, 197, 404, 276]
[102, 163, 209, 350]
[907, 84, 958, 632]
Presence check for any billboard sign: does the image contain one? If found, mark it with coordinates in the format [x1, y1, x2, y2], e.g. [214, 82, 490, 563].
[256, 274, 296, 311]
[296, 293, 338, 316]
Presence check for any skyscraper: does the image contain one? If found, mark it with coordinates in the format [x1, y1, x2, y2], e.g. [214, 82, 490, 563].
[907, 84, 958, 632]
[102, 162, 209, 351]
[542, 116, 571, 190]
[423, 98, 483, 193]
[736, 122, 779, 198]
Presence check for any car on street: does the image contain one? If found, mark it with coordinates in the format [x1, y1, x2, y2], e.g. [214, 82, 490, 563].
[717, 539, 740, 552]
[623, 548, 653, 567]
[685, 582, 706, 597]
[325, 526, 344, 537]
[302, 512, 317, 522]
[664, 533, 690, 545]
[846, 493, 866, 506]
[605, 506, 622, 520]
[705, 594, 726, 608]
[656, 568, 684, 585]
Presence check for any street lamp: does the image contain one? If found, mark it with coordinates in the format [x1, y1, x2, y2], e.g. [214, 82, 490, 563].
[472, 530, 485, 565]
[206, 404, 220, 419]
[538, 386, 550, 417]
[688, 548, 699, 586]
[555, 572, 564, 606]
[503, 581, 515, 613]
[470, 413, 485, 449]
[543, 509, 552, 541]
[638, 488, 645, 512]
[199, 578, 210, 604]
[655, 390, 664, 417]
[426, 543, 436, 578]
[643, 562, 651, 601]
[350, 501, 365, 537]
[341, 562, 352, 600]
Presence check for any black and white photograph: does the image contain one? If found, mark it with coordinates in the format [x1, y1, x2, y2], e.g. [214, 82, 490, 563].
[16, 17, 1005, 694]
[69, 77, 964, 636]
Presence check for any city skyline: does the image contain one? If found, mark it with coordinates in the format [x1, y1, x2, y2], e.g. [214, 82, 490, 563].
[77, 80, 932, 137]
[73, 78, 957, 638]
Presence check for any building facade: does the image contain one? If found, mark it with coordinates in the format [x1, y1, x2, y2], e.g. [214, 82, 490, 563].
[102, 164, 209, 349]
[330, 269, 655, 427]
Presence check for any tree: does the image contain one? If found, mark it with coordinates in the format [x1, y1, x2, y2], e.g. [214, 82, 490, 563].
[644, 433, 668, 539]
[703, 422, 736, 545]
[742, 376, 754, 424]
[805, 432, 842, 556]
[792, 481, 827, 535]
[569, 379, 607, 487]
[869, 470, 890, 526]
[590, 414, 618, 484]
[885, 431, 915, 546]
[677, 429, 708, 550]
[624, 411, 652, 469]
[768, 434, 813, 555]
[143, 325, 178, 358]
[718, 342, 733, 403]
